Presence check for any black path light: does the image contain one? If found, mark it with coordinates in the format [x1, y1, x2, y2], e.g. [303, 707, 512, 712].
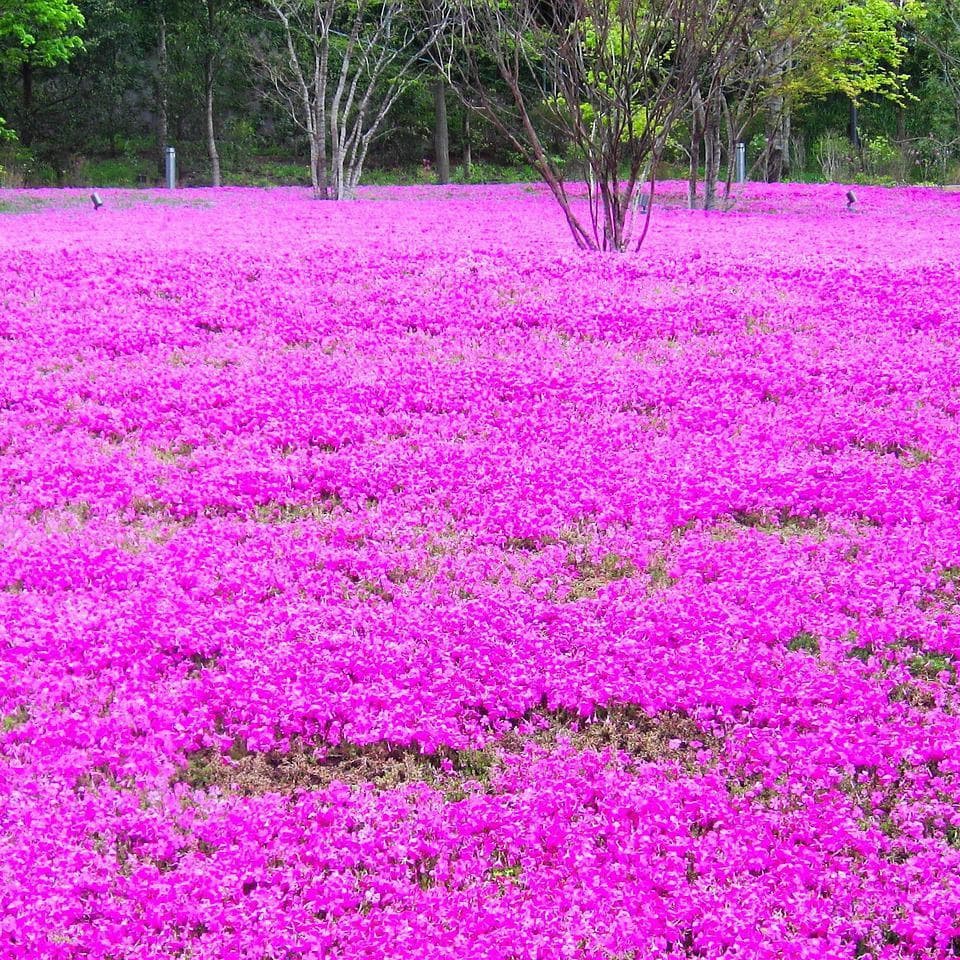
[90, 192, 104, 210]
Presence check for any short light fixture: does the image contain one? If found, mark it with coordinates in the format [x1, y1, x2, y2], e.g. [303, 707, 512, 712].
[846, 190, 857, 209]
[91, 192, 104, 210]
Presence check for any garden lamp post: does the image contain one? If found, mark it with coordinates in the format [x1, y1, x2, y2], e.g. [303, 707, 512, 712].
[735, 142, 747, 184]
[165, 146, 177, 189]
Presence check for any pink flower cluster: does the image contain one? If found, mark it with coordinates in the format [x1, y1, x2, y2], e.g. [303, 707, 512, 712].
[1, 182, 960, 958]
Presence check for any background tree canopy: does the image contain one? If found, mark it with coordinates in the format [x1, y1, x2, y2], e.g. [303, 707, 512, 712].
[0, 0, 84, 138]
[0, 0, 958, 193]
[0, 0, 84, 68]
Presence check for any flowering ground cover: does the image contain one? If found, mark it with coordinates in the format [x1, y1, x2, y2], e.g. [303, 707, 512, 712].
[2, 181, 960, 958]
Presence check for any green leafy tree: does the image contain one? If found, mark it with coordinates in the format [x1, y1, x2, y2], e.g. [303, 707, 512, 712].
[685, 0, 923, 188]
[0, 0, 85, 139]
[799, 0, 923, 103]
[0, 0, 84, 67]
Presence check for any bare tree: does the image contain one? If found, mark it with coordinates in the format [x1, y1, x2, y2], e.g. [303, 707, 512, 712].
[685, 0, 804, 206]
[257, 0, 444, 198]
[434, 0, 754, 252]
[716, 3, 803, 199]
[711, 0, 921, 190]
[685, 6, 750, 209]
[687, 0, 842, 205]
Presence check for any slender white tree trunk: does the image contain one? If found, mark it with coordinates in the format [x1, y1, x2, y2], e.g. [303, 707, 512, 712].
[688, 84, 704, 209]
[157, 12, 168, 179]
[204, 0, 222, 187]
[764, 40, 792, 182]
[204, 62, 221, 187]
[703, 89, 722, 210]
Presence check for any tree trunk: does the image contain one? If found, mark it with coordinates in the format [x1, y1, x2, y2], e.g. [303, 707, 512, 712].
[330, 130, 345, 199]
[721, 93, 738, 202]
[688, 85, 703, 209]
[703, 91, 722, 210]
[687, 132, 699, 209]
[315, 19, 329, 199]
[764, 99, 790, 182]
[309, 134, 322, 197]
[849, 100, 861, 150]
[204, 1, 222, 187]
[204, 60, 221, 187]
[157, 13, 168, 179]
[433, 79, 450, 184]
[329, 67, 348, 199]
[704, 132, 719, 209]
[763, 40, 792, 183]
[316, 129, 328, 199]
[328, 11, 362, 200]
[782, 108, 792, 175]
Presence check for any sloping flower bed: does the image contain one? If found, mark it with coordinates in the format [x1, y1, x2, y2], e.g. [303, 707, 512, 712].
[1, 182, 960, 958]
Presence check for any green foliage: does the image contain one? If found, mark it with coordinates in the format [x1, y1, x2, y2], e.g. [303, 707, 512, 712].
[813, 128, 916, 182]
[451, 748, 497, 782]
[547, 93, 655, 147]
[907, 651, 954, 680]
[918, 0, 960, 135]
[787, 632, 821, 656]
[829, 0, 923, 103]
[172, 750, 222, 790]
[0, 141, 57, 184]
[0, 0, 958, 189]
[566, 551, 638, 601]
[225, 161, 309, 187]
[543, 5, 663, 145]
[2, 705, 29, 732]
[357, 161, 541, 186]
[452, 160, 540, 184]
[852, 171, 897, 184]
[84, 156, 151, 187]
[0, 0, 85, 69]
[0, 0, 85, 141]
[802, 0, 924, 105]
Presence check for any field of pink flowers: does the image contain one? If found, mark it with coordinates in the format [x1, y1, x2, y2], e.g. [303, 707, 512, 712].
[2, 181, 960, 959]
